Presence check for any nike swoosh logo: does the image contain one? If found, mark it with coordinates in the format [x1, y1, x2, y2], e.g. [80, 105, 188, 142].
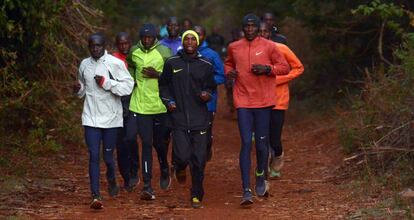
[255, 51, 263, 56]
[173, 68, 182, 73]
[200, 131, 207, 135]
[259, 136, 266, 140]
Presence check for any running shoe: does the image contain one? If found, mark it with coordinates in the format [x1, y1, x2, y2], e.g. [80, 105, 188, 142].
[240, 188, 253, 206]
[160, 168, 171, 190]
[107, 179, 120, 197]
[270, 153, 284, 172]
[191, 197, 202, 209]
[140, 186, 156, 200]
[90, 194, 103, 209]
[255, 169, 269, 197]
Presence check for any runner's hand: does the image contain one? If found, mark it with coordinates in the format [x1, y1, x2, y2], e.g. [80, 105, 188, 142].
[167, 101, 176, 112]
[227, 70, 238, 80]
[251, 64, 271, 75]
[94, 75, 105, 87]
[73, 83, 81, 94]
[199, 91, 211, 102]
[142, 67, 159, 78]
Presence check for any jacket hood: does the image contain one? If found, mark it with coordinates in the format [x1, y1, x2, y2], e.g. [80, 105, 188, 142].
[137, 39, 160, 52]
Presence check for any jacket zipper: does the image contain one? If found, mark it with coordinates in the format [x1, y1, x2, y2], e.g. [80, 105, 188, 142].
[185, 62, 191, 127]
[248, 41, 251, 73]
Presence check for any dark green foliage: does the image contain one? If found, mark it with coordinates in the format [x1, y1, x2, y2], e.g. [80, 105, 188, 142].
[0, 1, 100, 171]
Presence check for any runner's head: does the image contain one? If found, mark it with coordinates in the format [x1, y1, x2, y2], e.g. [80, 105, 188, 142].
[166, 17, 180, 39]
[242, 13, 260, 41]
[262, 12, 275, 28]
[259, 22, 271, 40]
[181, 18, 193, 32]
[182, 30, 199, 56]
[115, 32, 131, 55]
[88, 32, 106, 60]
[193, 25, 206, 44]
[139, 23, 157, 50]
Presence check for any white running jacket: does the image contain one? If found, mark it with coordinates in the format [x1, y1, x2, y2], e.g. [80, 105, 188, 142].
[77, 51, 134, 128]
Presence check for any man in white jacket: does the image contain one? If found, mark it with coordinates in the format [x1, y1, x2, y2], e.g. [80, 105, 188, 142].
[73, 33, 134, 209]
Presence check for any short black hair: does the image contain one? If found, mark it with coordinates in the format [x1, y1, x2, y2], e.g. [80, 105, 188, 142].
[193, 25, 206, 35]
[115, 32, 129, 42]
[88, 32, 106, 44]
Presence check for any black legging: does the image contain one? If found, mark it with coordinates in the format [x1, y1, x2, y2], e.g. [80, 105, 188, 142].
[269, 110, 285, 157]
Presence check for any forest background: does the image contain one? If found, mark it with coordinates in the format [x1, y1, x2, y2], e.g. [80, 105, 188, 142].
[1, 0, 414, 216]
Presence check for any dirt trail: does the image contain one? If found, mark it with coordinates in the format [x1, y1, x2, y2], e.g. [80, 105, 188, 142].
[0, 90, 364, 219]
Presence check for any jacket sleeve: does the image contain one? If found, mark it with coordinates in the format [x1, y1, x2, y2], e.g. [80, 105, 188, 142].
[101, 61, 134, 96]
[159, 60, 174, 106]
[276, 45, 304, 85]
[269, 43, 290, 76]
[212, 51, 225, 85]
[77, 61, 86, 98]
[224, 44, 235, 76]
[203, 64, 217, 94]
[126, 46, 137, 80]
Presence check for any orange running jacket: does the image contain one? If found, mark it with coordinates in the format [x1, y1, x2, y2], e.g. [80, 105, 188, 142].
[224, 37, 290, 109]
[274, 43, 304, 110]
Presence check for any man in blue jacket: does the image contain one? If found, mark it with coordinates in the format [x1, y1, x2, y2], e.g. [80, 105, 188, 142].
[194, 25, 225, 161]
[160, 17, 182, 55]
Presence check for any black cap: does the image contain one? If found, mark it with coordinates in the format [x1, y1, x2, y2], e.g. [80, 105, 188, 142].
[242, 13, 260, 27]
[139, 23, 157, 37]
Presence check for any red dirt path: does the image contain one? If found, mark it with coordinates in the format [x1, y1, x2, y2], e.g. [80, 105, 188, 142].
[0, 89, 364, 219]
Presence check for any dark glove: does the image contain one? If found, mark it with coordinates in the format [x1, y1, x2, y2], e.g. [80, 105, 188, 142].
[199, 91, 212, 102]
[167, 101, 176, 112]
[94, 75, 105, 87]
[142, 67, 160, 78]
[251, 64, 271, 75]
[73, 83, 81, 94]
[226, 70, 238, 80]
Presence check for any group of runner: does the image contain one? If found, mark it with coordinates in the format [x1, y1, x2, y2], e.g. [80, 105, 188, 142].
[73, 12, 304, 210]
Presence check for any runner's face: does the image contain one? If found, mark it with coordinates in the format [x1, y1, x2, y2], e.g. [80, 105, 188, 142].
[183, 34, 198, 55]
[141, 35, 155, 50]
[263, 14, 274, 27]
[167, 20, 179, 38]
[194, 27, 206, 44]
[88, 36, 105, 60]
[243, 22, 258, 41]
[259, 24, 270, 39]
[116, 36, 131, 55]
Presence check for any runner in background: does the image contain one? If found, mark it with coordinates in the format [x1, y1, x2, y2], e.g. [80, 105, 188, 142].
[125, 24, 172, 200]
[112, 32, 140, 192]
[181, 17, 193, 34]
[259, 22, 304, 179]
[194, 25, 225, 161]
[160, 17, 182, 55]
[262, 12, 287, 45]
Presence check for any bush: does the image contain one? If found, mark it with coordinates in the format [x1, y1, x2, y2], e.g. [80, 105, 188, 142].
[340, 33, 414, 186]
[0, 1, 102, 174]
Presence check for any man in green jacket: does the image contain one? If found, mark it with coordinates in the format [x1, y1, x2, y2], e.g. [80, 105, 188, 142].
[125, 23, 172, 200]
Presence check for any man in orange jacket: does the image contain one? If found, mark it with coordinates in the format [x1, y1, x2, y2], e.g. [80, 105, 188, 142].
[225, 14, 290, 206]
[259, 22, 304, 178]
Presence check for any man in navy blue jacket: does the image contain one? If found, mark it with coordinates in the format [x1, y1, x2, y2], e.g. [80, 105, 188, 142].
[194, 25, 225, 162]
